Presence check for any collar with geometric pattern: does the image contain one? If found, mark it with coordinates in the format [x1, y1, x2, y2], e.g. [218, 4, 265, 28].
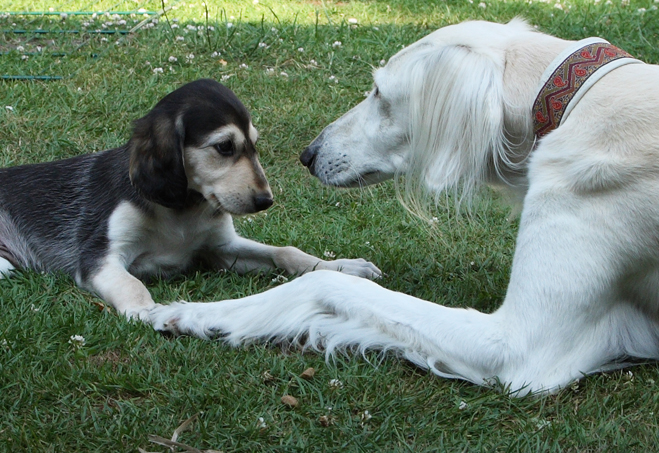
[532, 38, 642, 139]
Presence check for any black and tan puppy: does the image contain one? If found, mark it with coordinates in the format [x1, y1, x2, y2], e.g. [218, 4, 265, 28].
[0, 79, 381, 319]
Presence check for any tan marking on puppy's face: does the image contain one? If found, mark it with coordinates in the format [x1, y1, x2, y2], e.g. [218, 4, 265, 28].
[184, 123, 273, 215]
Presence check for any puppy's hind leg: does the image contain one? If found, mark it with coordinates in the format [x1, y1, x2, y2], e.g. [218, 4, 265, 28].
[0, 257, 14, 278]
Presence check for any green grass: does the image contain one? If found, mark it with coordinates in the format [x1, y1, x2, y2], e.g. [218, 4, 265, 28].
[1, 0, 659, 451]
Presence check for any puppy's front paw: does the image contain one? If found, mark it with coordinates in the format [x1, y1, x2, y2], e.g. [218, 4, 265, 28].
[322, 258, 382, 280]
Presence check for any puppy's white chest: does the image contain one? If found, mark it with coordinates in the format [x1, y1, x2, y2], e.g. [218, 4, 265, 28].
[107, 201, 230, 277]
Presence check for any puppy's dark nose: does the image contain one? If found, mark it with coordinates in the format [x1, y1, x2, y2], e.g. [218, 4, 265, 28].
[253, 194, 274, 212]
[300, 146, 317, 175]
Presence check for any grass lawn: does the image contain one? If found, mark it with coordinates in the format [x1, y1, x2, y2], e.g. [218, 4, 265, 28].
[2, 0, 659, 451]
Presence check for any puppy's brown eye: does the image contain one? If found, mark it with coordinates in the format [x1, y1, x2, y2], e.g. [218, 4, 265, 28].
[215, 140, 234, 156]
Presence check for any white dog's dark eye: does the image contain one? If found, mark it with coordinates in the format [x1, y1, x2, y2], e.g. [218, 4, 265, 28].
[373, 86, 380, 97]
[215, 140, 234, 156]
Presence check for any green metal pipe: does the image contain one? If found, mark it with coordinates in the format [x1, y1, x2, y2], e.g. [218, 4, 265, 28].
[2, 11, 156, 15]
[3, 29, 130, 34]
[1, 75, 63, 80]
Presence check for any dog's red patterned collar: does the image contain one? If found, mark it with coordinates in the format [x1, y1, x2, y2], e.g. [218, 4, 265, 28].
[532, 38, 642, 139]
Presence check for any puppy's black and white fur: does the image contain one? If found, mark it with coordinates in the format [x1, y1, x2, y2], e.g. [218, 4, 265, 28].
[0, 79, 381, 319]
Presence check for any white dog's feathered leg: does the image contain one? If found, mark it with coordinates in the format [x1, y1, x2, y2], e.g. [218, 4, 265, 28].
[149, 270, 511, 383]
[150, 183, 659, 394]
[147, 268, 592, 394]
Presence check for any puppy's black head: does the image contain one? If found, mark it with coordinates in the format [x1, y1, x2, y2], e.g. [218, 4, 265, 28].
[128, 79, 252, 209]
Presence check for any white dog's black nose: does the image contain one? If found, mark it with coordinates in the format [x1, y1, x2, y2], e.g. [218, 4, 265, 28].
[253, 195, 274, 212]
[300, 146, 317, 175]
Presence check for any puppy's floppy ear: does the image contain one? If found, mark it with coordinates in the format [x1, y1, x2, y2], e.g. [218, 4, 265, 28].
[128, 111, 189, 209]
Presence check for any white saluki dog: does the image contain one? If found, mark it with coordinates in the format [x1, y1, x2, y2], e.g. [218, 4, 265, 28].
[151, 19, 659, 395]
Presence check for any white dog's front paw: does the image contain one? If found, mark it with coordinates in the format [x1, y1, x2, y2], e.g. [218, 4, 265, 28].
[149, 302, 201, 337]
[320, 258, 382, 279]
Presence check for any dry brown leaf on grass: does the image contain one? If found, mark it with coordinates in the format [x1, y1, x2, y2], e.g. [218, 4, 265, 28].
[281, 394, 299, 407]
[142, 414, 223, 453]
[300, 367, 316, 380]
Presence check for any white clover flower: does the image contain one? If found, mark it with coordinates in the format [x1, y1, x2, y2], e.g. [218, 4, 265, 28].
[118, 19, 126, 25]
[332, 41, 342, 48]
[176, 36, 184, 41]
[221, 75, 231, 81]
[207, 25, 215, 31]
[328, 75, 338, 83]
[280, 71, 289, 77]
[31, 304, 39, 312]
[348, 18, 358, 24]
[324, 250, 336, 258]
[168, 56, 178, 62]
[638, 7, 646, 12]
[258, 42, 268, 48]
[535, 419, 551, 430]
[187, 24, 197, 30]
[458, 401, 468, 410]
[21, 55, 29, 60]
[271, 27, 277, 32]
[239, 63, 248, 69]
[16, 45, 25, 52]
[298, 47, 304, 52]
[554, 3, 563, 9]
[1, 339, 8, 349]
[328, 378, 343, 389]
[69, 335, 86, 348]
[430, 216, 439, 223]
[621, 0, 630, 5]
[186, 53, 195, 60]
[257, 417, 267, 429]
[363, 91, 370, 97]
[227, 22, 233, 28]
[310, 59, 317, 65]
[60, 12, 68, 19]
[360, 410, 372, 421]
[379, 59, 386, 66]
[478, 2, 487, 7]
[171, 23, 179, 29]
[211, 51, 220, 57]
[153, 67, 164, 73]
[266, 68, 275, 74]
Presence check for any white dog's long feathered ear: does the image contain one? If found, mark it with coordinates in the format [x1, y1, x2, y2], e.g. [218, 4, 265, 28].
[404, 44, 507, 209]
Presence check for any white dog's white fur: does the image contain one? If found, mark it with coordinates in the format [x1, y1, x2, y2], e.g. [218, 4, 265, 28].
[150, 19, 659, 395]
